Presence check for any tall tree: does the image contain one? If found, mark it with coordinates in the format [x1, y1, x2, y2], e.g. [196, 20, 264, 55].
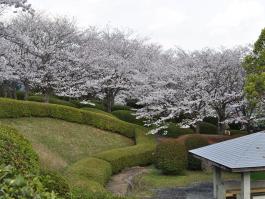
[244, 28, 265, 104]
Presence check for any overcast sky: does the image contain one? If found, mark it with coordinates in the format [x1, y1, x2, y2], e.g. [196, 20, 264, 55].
[29, 0, 265, 50]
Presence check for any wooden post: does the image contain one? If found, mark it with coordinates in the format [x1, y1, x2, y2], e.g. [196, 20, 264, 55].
[213, 166, 223, 199]
[241, 172, 250, 199]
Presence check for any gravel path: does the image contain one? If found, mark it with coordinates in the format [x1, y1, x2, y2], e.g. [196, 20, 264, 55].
[152, 182, 214, 199]
[106, 166, 149, 196]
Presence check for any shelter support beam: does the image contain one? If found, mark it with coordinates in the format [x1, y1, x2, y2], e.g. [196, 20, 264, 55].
[213, 166, 225, 199]
[240, 172, 250, 199]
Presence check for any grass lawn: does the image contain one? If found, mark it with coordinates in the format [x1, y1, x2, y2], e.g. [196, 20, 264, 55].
[0, 117, 133, 172]
[129, 167, 240, 198]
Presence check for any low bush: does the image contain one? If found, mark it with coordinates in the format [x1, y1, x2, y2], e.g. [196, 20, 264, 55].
[94, 127, 155, 174]
[28, 95, 76, 107]
[66, 158, 112, 191]
[155, 141, 187, 175]
[185, 135, 209, 170]
[81, 107, 114, 117]
[229, 122, 242, 130]
[198, 122, 218, 134]
[0, 165, 60, 199]
[159, 123, 194, 138]
[203, 116, 218, 126]
[111, 104, 131, 111]
[112, 110, 144, 126]
[16, 91, 26, 100]
[40, 170, 71, 199]
[0, 125, 39, 175]
[229, 129, 248, 136]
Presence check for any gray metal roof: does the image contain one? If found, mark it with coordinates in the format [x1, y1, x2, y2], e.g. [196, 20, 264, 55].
[189, 132, 265, 172]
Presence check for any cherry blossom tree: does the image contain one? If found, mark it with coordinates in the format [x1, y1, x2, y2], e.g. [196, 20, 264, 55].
[9, 13, 81, 102]
[136, 47, 248, 134]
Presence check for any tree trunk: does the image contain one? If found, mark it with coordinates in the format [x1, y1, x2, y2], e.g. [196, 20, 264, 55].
[13, 88, 17, 99]
[217, 116, 225, 134]
[44, 92, 49, 103]
[105, 89, 115, 112]
[195, 124, 200, 133]
[24, 82, 29, 100]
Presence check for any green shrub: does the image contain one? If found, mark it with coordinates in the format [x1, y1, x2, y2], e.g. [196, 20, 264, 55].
[112, 110, 144, 126]
[229, 122, 242, 130]
[16, 91, 25, 100]
[66, 158, 112, 190]
[111, 104, 131, 111]
[198, 122, 218, 134]
[203, 117, 218, 126]
[160, 123, 194, 138]
[40, 170, 71, 199]
[81, 107, 114, 117]
[229, 129, 248, 136]
[155, 141, 187, 175]
[94, 127, 155, 174]
[0, 165, 60, 199]
[185, 135, 208, 170]
[0, 125, 39, 175]
[28, 95, 76, 107]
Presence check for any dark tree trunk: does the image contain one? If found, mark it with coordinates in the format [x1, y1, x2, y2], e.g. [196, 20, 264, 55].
[24, 82, 29, 100]
[195, 124, 200, 133]
[217, 115, 226, 134]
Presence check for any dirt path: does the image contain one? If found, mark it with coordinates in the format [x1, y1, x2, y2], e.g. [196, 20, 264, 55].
[106, 166, 149, 196]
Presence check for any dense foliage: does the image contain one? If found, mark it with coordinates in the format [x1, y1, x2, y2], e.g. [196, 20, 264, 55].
[197, 122, 218, 134]
[185, 135, 209, 170]
[0, 165, 60, 199]
[112, 110, 144, 126]
[159, 122, 194, 137]
[0, 124, 39, 175]
[40, 171, 71, 199]
[155, 141, 187, 175]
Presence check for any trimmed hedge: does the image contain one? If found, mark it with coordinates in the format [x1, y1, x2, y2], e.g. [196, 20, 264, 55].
[28, 95, 77, 108]
[40, 170, 71, 199]
[155, 141, 187, 175]
[0, 125, 39, 175]
[229, 130, 248, 136]
[198, 122, 218, 134]
[112, 110, 144, 126]
[0, 165, 60, 199]
[203, 117, 218, 126]
[185, 135, 209, 170]
[94, 127, 155, 174]
[111, 104, 131, 111]
[66, 158, 112, 192]
[160, 122, 194, 138]
[0, 98, 156, 193]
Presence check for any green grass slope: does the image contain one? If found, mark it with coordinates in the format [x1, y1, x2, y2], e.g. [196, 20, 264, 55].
[0, 117, 133, 172]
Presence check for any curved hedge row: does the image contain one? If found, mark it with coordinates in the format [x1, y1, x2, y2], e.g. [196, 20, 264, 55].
[0, 125, 39, 175]
[0, 98, 156, 193]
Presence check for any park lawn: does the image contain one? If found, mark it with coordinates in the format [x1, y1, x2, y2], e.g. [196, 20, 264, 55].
[0, 117, 133, 172]
[130, 167, 240, 198]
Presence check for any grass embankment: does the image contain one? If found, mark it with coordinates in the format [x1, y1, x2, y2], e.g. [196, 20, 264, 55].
[0, 117, 133, 172]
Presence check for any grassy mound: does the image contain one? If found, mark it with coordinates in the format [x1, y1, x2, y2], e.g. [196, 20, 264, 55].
[0, 98, 156, 193]
[0, 117, 133, 172]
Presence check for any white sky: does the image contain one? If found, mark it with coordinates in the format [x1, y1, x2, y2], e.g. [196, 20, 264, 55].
[28, 0, 265, 50]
